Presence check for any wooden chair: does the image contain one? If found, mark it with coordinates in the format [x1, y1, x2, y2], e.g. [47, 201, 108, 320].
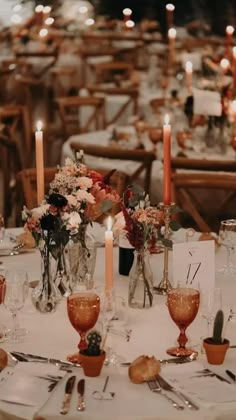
[50, 66, 79, 97]
[70, 142, 156, 194]
[17, 167, 57, 210]
[0, 133, 22, 225]
[171, 157, 236, 172]
[79, 47, 118, 85]
[92, 61, 133, 84]
[87, 85, 139, 126]
[172, 172, 236, 233]
[55, 96, 106, 138]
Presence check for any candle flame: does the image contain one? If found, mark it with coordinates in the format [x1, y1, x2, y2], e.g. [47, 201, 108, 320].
[36, 120, 43, 131]
[45, 17, 54, 25]
[168, 27, 176, 39]
[39, 28, 48, 37]
[106, 216, 113, 231]
[125, 19, 135, 28]
[226, 25, 234, 35]
[164, 114, 170, 125]
[220, 58, 230, 70]
[166, 3, 175, 11]
[185, 61, 193, 72]
[43, 6, 51, 14]
[85, 18, 94, 26]
[35, 4, 44, 12]
[123, 8, 132, 16]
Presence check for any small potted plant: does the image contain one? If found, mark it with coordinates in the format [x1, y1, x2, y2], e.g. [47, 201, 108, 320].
[203, 309, 230, 365]
[79, 330, 106, 377]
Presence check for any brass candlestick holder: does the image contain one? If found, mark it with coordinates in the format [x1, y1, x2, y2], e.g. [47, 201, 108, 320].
[154, 202, 174, 295]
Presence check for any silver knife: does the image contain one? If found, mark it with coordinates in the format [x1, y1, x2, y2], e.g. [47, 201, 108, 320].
[77, 379, 86, 411]
[10, 351, 81, 368]
[156, 374, 199, 411]
[60, 375, 76, 414]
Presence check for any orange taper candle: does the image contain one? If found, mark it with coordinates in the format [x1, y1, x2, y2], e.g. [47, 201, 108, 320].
[163, 114, 171, 205]
[35, 120, 45, 205]
[105, 216, 114, 291]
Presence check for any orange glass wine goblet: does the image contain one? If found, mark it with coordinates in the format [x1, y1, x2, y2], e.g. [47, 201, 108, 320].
[148, 126, 163, 153]
[167, 283, 200, 357]
[67, 292, 100, 353]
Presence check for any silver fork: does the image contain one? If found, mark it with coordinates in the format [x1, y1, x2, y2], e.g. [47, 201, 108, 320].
[147, 378, 185, 411]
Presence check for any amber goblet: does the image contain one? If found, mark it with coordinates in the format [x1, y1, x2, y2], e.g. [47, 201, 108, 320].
[67, 292, 100, 352]
[167, 283, 200, 357]
[148, 127, 163, 153]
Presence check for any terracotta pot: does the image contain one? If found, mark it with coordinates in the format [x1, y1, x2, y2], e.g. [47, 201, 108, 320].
[79, 351, 106, 377]
[203, 338, 230, 365]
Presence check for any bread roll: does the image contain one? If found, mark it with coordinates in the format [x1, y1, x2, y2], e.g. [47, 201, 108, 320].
[0, 348, 8, 369]
[128, 355, 161, 384]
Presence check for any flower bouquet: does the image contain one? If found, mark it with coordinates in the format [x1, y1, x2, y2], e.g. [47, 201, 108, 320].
[121, 186, 164, 309]
[22, 157, 120, 311]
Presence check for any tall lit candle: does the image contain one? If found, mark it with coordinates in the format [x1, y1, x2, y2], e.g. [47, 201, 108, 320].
[232, 100, 236, 134]
[166, 4, 175, 30]
[185, 60, 193, 95]
[225, 25, 234, 58]
[123, 7, 132, 23]
[163, 114, 171, 205]
[105, 216, 114, 291]
[168, 27, 176, 67]
[35, 4, 43, 26]
[35, 120, 44, 205]
[43, 5, 51, 24]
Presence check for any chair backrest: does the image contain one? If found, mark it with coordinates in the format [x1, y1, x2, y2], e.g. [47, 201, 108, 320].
[70, 142, 156, 194]
[93, 61, 133, 84]
[87, 85, 139, 126]
[50, 66, 79, 97]
[171, 157, 236, 172]
[0, 133, 22, 224]
[172, 172, 236, 232]
[55, 95, 106, 138]
[17, 167, 57, 210]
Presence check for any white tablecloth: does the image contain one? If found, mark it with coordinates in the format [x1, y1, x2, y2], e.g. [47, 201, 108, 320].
[0, 228, 236, 420]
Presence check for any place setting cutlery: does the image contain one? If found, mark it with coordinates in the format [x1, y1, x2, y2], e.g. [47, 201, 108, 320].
[156, 374, 199, 410]
[147, 377, 185, 411]
[60, 375, 76, 415]
[77, 378, 86, 411]
[9, 351, 81, 369]
[121, 352, 197, 367]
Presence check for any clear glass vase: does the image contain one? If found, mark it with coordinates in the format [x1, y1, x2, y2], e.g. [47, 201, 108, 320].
[128, 249, 154, 309]
[32, 247, 62, 313]
[68, 228, 97, 292]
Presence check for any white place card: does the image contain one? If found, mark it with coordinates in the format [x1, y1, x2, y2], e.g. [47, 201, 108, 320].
[181, 52, 202, 71]
[172, 240, 215, 292]
[193, 88, 222, 116]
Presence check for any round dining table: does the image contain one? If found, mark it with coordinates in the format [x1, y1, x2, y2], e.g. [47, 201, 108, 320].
[0, 228, 236, 420]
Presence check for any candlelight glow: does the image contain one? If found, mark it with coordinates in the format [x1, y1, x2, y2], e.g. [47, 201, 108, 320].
[226, 25, 234, 35]
[125, 19, 135, 28]
[43, 6, 51, 14]
[85, 18, 94, 26]
[39, 28, 48, 37]
[220, 58, 230, 70]
[45, 17, 54, 25]
[36, 120, 43, 131]
[35, 5, 44, 12]
[166, 3, 175, 11]
[13, 4, 22, 12]
[164, 114, 170, 125]
[123, 8, 132, 16]
[185, 61, 193, 72]
[78, 6, 88, 13]
[106, 216, 113, 231]
[168, 28, 177, 39]
[233, 46, 236, 58]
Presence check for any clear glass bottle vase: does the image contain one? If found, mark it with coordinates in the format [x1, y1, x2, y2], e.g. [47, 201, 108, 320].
[128, 249, 154, 309]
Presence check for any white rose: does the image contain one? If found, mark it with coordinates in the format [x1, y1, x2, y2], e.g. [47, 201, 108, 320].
[76, 176, 93, 190]
[31, 204, 50, 220]
[63, 211, 81, 231]
[76, 189, 95, 204]
[66, 194, 78, 207]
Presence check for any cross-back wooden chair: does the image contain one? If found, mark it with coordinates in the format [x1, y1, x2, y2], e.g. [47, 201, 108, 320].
[172, 172, 236, 233]
[70, 142, 156, 194]
[79, 48, 118, 85]
[0, 133, 22, 225]
[171, 157, 236, 172]
[55, 96, 106, 138]
[92, 61, 133, 84]
[17, 167, 57, 210]
[50, 66, 79, 97]
[87, 85, 139, 126]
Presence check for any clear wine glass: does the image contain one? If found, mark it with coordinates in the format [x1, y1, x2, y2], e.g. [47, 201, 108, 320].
[167, 281, 200, 357]
[200, 288, 222, 337]
[218, 219, 236, 275]
[3, 269, 28, 343]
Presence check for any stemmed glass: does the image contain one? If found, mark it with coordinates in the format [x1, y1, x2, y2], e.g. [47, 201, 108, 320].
[67, 291, 100, 360]
[3, 269, 28, 343]
[167, 281, 200, 357]
[200, 288, 222, 337]
[148, 127, 163, 154]
[218, 219, 236, 275]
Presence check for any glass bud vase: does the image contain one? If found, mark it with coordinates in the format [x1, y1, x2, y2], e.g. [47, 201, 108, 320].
[32, 247, 62, 313]
[68, 229, 97, 292]
[128, 249, 154, 309]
